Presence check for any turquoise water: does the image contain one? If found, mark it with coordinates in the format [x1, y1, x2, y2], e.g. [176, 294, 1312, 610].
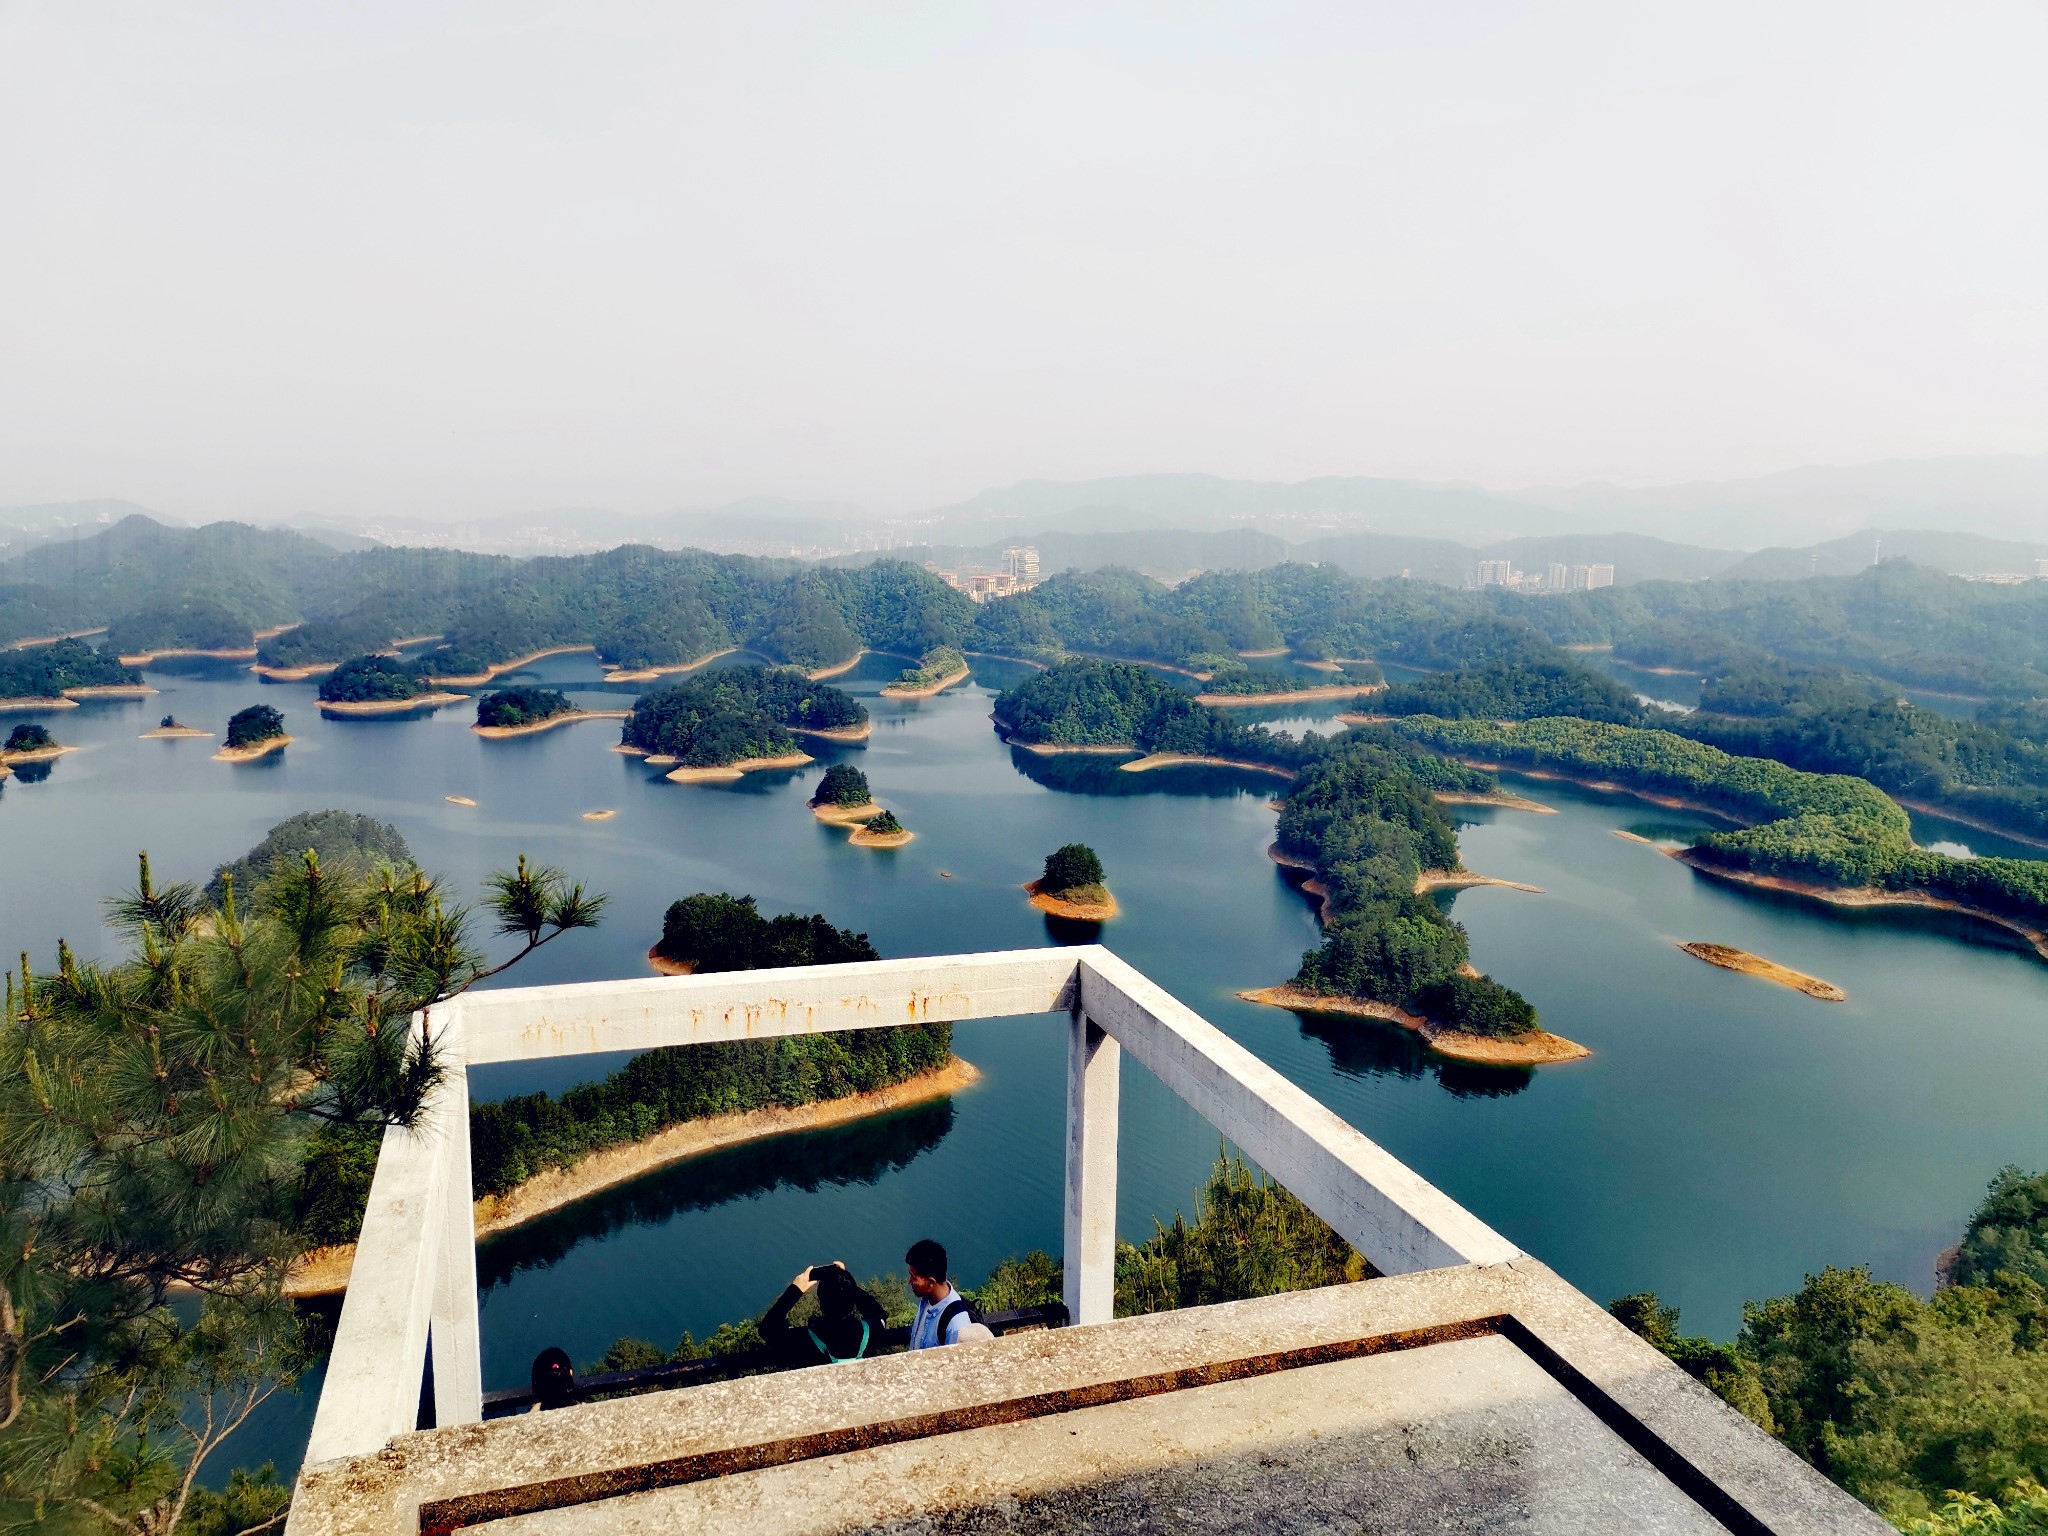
[4, 650, 2046, 1478]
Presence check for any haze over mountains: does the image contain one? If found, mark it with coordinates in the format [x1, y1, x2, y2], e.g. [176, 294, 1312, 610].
[4, 453, 2043, 583]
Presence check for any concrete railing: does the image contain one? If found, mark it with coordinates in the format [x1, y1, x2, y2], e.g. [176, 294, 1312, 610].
[300, 945, 1520, 1470]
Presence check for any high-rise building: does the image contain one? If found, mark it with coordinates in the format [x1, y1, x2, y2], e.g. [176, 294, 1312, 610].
[1478, 559, 1513, 586]
[1546, 562, 1570, 591]
[1586, 564, 1615, 590]
[2037, 558, 2048, 579]
[1002, 545, 1041, 580]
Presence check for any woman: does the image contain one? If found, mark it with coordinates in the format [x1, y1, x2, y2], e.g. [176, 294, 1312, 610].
[760, 1260, 888, 1367]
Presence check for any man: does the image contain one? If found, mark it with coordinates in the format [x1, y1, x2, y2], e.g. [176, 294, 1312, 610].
[905, 1238, 978, 1350]
[760, 1259, 888, 1367]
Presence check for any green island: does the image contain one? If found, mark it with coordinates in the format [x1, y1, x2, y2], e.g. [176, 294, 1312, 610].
[621, 665, 868, 779]
[215, 703, 290, 761]
[882, 644, 969, 696]
[992, 659, 1326, 773]
[1026, 842, 1116, 919]
[0, 636, 143, 705]
[1, 722, 61, 761]
[848, 808, 911, 847]
[315, 652, 464, 713]
[472, 686, 604, 737]
[1390, 715, 2048, 953]
[808, 761, 879, 822]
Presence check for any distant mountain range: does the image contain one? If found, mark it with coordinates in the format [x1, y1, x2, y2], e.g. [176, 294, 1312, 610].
[5, 452, 2042, 578]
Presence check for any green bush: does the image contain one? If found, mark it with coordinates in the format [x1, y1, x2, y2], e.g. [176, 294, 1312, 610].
[223, 704, 286, 749]
[1041, 843, 1104, 895]
[4, 723, 54, 753]
[813, 763, 872, 806]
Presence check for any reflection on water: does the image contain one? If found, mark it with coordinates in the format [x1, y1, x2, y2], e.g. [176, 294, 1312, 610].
[1293, 1012, 1533, 1099]
[7, 758, 53, 785]
[479, 1100, 957, 1290]
[1009, 744, 1286, 799]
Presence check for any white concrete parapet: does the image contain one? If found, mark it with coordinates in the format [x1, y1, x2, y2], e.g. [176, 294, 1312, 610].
[295, 945, 1522, 1486]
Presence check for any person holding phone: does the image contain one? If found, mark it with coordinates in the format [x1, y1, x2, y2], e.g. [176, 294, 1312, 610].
[759, 1260, 888, 1368]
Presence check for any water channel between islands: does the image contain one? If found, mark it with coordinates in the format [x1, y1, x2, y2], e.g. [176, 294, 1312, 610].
[3, 647, 2044, 1479]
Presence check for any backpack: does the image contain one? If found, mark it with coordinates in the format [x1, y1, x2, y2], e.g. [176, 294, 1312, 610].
[933, 1295, 982, 1344]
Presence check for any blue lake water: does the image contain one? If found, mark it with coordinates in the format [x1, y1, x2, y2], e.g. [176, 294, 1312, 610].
[4, 649, 2044, 1479]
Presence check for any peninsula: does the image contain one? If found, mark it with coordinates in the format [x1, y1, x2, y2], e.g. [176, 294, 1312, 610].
[881, 645, 970, 698]
[1677, 942, 1847, 1001]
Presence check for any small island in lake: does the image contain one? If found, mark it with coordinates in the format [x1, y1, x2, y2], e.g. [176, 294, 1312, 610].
[1678, 942, 1847, 1001]
[808, 762, 884, 824]
[142, 714, 211, 739]
[620, 666, 863, 781]
[316, 653, 468, 715]
[472, 686, 630, 738]
[213, 704, 292, 762]
[0, 722, 76, 764]
[850, 808, 913, 847]
[1026, 842, 1117, 920]
[881, 645, 969, 698]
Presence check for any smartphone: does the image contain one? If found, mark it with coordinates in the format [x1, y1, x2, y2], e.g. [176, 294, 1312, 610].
[808, 1264, 834, 1283]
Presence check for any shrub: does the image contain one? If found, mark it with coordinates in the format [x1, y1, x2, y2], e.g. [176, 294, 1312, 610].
[814, 763, 873, 806]
[1042, 843, 1104, 895]
[223, 704, 285, 749]
[4, 723, 54, 753]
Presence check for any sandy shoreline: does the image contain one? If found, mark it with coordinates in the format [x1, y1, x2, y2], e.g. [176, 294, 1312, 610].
[446, 795, 479, 807]
[812, 800, 884, 824]
[581, 809, 617, 821]
[790, 720, 873, 743]
[1237, 985, 1589, 1066]
[881, 664, 970, 699]
[1119, 752, 1296, 779]
[141, 725, 212, 739]
[319, 691, 468, 716]
[6, 627, 108, 650]
[213, 735, 292, 763]
[1428, 756, 1748, 825]
[850, 823, 915, 847]
[0, 697, 78, 713]
[602, 647, 739, 683]
[1435, 789, 1557, 814]
[1010, 738, 1134, 757]
[472, 708, 631, 739]
[118, 646, 256, 665]
[251, 662, 339, 681]
[1196, 683, 1386, 707]
[423, 645, 596, 686]
[0, 744, 80, 765]
[646, 946, 696, 975]
[1415, 869, 1543, 895]
[804, 652, 869, 680]
[1025, 879, 1118, 921]
[285, 1059, 983, 1297]
[1677, 942, 1846, 1001]
[665, 751, 813, 783]
[64, 684, 158, 700]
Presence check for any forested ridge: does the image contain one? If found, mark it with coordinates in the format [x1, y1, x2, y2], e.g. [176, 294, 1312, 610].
[1392, 716, 2048, 927]
[0, 636, 139, 697]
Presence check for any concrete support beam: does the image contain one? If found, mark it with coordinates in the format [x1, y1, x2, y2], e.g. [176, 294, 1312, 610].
[1062, 1009, 1120, 1326]
[454, 949, 1082, 1064]
[429, 1019, 483, 1428]
[303, 1015, 454, 1465]
[1077, 950, 1520, 1275]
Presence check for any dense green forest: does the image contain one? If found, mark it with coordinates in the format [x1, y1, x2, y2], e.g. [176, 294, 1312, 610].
[207, 810, 412, 902]
[476, 686, 574, 729]
[3, 723, 55, 754]
[811, 763, 872, 807]
[314, 652, 428, 703]
[462, 895, 942, 1201]
[222, 704, 286, 749]
[1620, 1167, 2048, 1530]
[992, 659, 1330, 769]
[621, 666, 865, 766]
[1278, 736, 1537, 1037]
[0, 637, 139, 697]
[890, 644, 967, 689]
[1378, 623, 1644, 725]
[1393, 716, 2048, 926]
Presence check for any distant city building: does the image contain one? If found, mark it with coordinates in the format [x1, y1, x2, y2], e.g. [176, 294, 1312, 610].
[1585, 563, 1614, 590]
[2038, 557, 2048, 579]
[1478, 559, 1513, 586]
[1002, 545, 1041, 580]
[1546, 562, 1570, 591]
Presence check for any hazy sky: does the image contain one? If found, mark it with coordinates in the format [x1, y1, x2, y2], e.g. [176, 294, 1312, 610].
[2, 2, 2044, 522]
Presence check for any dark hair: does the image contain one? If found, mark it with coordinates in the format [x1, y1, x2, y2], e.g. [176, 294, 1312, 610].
[530, 1346, 576, 1410]
[905, 1238, 948, 1281]
[814, 1265, 860, 1320]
